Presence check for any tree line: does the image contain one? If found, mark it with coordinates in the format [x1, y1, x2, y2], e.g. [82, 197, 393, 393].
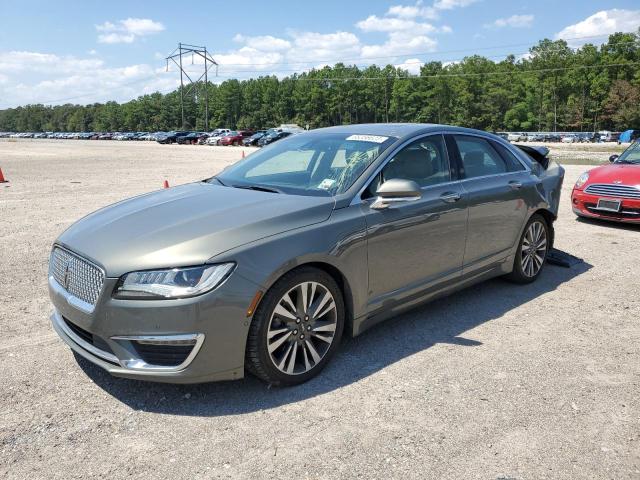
[1, 32, 639, 133]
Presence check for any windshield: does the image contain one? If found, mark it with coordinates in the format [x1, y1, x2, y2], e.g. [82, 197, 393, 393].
[616, 142, 640, 164]
[213, 132, 396, 196]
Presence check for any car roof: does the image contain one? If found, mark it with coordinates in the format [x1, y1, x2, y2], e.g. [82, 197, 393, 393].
[308, 123, 496, 139]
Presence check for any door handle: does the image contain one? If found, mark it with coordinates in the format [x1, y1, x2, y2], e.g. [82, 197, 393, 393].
[440, 192, 461, 203]
[508, 181, 523, 189]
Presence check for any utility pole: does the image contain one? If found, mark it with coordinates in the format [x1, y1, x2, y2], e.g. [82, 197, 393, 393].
[166, 43, 218, 130]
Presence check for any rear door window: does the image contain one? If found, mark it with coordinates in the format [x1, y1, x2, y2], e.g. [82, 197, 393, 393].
[491, 141, 526, 171]
[453, 135, 508, 179]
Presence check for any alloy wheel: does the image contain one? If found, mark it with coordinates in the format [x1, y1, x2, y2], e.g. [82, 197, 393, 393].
[266, 281, 338, 375]
[521, 220, 547, 277]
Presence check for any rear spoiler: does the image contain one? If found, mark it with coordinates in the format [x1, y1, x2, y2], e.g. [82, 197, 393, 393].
[514, 144, 550, 170]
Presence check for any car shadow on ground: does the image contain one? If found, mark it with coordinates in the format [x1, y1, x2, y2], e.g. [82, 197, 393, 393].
[576, 216, 640, 232]
[77, 258, 592, 417]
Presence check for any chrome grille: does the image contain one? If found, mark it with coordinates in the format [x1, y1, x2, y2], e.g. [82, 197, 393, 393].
[49, 247, 104, 306]
[585, 183, 640, 199]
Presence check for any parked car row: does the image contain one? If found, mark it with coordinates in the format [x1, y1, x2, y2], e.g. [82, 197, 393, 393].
[0, 131, 159, 140]
[0, 126, 305, 147]
[156, 127, 303, 147]
[498, 131, 623, 143]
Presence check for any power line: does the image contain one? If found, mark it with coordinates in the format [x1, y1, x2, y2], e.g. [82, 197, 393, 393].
[18, 33, 640, 107]
[207, 42, 640, 76]
[214, 32, 639, 67]
[217, 61, 640, 82]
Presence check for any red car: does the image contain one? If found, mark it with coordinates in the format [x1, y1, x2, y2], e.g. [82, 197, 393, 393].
[220, 130, 253, 146]
[571, 141, 640, 223]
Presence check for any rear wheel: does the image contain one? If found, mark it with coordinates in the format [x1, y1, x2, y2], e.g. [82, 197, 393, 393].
[246, 267, 344, 386]
[506, 214, 549, 284]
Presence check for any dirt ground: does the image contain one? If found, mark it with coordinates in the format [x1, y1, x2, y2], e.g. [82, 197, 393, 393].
[524, 141, 628, 166]
[0, 139, 638, 480]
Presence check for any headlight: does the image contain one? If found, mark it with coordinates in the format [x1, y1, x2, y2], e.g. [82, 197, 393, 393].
[114, 263, 235, 299]
[575, 172, 589, 188]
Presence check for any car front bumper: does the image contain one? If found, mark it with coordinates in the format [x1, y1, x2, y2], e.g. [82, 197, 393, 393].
[49, 267, 262, 383]
[571, 189, 640, 223]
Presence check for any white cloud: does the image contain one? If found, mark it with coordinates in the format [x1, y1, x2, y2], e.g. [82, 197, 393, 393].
[555, 9, 640, 44]
[395, 58, 424, 74]
[233, 34, 291, 51]
[361, 32, 438, 58]
[120, 18, 165, 36]
[516, 52, 533, 61]
[485, 14, 534, 29]
[213, 47, 285, 70]
[98, 33, 136, 44]
[203, 31, 363, 79]
[353, 1, 457, 61]
[387, 2, 438, 20]
[433, 0, 477, 10]
[0, 50, 177, 108]
[209, 1, 465, 77]
[1, 1, 481, 107]
[356, 15, 441, 34]
[96, 18, 165, 44]
[0, 51, 104, 74]
[288, 31, 361, 60]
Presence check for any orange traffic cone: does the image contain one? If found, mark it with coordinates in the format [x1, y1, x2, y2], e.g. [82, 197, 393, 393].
[0, 168, 7, 183]
[163, 179, 169, 189]
[241, 150, 245, 159]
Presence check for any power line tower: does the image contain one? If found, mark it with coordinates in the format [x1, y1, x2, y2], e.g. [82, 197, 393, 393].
[166, 43, 218, 130]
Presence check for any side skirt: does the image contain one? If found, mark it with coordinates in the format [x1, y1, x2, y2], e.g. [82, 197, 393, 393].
[351, 257, 511, 337]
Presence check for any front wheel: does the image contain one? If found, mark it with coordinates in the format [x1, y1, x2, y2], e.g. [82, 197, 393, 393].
[506, 214, 549, 284]
[245, 267, 345, 386]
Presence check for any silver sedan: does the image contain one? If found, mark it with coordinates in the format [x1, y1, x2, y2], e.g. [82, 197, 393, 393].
[49, 124, 564, 385]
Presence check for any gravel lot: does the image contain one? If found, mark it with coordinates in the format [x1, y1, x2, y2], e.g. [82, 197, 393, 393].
[525, 141, 628, 166]
[1, 139, 638, 479]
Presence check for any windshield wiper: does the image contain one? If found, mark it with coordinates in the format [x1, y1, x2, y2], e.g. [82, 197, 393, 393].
[204, 176, 227, 186]
[232, 184, 282, 194]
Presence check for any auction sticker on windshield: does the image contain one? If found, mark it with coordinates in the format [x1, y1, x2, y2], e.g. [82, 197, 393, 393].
[345, 135, 389, 143]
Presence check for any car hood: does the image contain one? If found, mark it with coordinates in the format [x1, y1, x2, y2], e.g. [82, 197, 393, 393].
[587, 163, 640, 185]
[57, 183, 335, 276]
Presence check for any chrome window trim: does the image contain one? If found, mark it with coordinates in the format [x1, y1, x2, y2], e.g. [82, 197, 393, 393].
[458, 170, 526, 184]
[449, 132, 530, 181]
[350, 132, 455, 206]
[350, 130, 533, 207]
[52, 310, 120, 364]
[447, 131, 531, 173]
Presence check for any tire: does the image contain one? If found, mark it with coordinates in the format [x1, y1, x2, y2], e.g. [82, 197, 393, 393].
[506, 214, 549, 284]
[245, 267, 345, 386]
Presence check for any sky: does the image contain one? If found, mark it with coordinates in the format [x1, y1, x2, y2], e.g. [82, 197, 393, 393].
[0, 0, 639, 109]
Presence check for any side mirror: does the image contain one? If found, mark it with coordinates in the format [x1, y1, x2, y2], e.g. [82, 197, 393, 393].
[371, 179, 421, 210]
[609, 154, 619, 163]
